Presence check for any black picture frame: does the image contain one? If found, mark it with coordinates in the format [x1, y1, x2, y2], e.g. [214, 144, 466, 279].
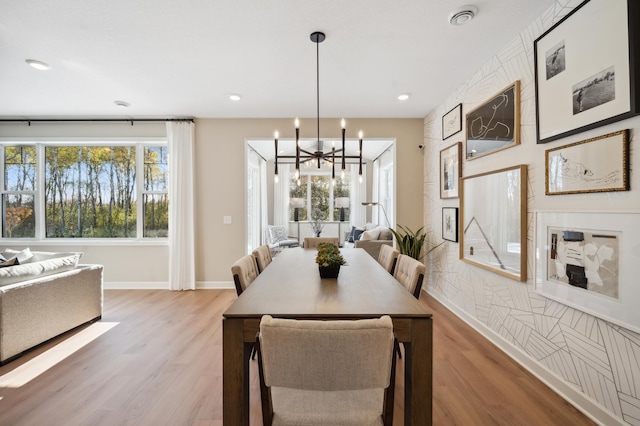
[442, 103, 462, 140]
[534, 0, 640, 144]
[465, 81, 520, 160]
[442, 207, 459, 242]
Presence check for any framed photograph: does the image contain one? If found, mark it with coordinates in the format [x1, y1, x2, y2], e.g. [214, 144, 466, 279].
[535, 211, 640, 333]
[442, 207, 458, 242]
[546, 129, 630, 195]
[439, 142, 462, 199]
[442, 103, 462, 140]
[465, 81, 521, 160]
[534, 0, 640, 144]
[460, 165, 527, 281]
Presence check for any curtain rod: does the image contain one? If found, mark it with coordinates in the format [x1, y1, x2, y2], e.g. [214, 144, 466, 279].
[0, 118, 194, 125]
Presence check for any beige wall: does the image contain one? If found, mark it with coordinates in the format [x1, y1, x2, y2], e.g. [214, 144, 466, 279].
[195, 118, 423, 284]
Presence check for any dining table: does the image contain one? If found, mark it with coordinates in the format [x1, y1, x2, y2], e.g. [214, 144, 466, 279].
[222, 247, 433, 425]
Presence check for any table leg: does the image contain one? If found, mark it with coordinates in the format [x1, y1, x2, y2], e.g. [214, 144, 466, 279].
[405, 317, 433, 426]
[223, 318, 249, 426]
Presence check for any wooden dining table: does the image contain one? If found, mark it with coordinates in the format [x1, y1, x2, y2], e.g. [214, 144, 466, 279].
[222, 247, 433, 425]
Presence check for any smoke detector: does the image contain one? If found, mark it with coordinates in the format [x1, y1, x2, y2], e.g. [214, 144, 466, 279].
[449, 5, 477, 26]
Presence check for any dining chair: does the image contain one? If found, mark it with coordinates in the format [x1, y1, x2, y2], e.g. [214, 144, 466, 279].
[303, 237, 339, 249]
[392, 254, 426, 359]
[252, 244, 272, 273]
[231, 254, 260, 360]
[378, 244, 400, 275]
[256, 315, 396, 426]
[393, 254, 426, 299]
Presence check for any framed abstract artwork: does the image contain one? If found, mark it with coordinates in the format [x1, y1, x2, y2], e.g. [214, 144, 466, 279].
[442, 103, 462, 140]
[439, 142, 462, 199]
[545, 129, 630, 195]
[465, 81, 520, 160]
[442, 207, 458, 242]
[460, 165, 527, 281]
[534, 0, 640, 143]
[535, 211, 640, 332]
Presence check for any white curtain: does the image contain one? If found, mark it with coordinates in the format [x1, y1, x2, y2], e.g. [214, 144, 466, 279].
[350, 164, 367, 227]
[372, 159, 380, 225]
[273, 164, 290, 227]
[166, 121, 196, 291]
[260, 158, 268, 244]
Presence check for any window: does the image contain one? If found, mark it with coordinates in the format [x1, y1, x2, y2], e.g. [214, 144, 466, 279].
[1, 142, 168, 239]
[288, 169, 350, 222]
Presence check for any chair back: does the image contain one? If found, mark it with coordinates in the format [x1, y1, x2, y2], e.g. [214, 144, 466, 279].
[393, 254, 426, 299]
[258, 315, 395, 391]
[252, 245, 272, 273]
[266, 225, 288, 244]
[231, 254, 259, 296]
[378, 244, 399, 275]
[303, 237, 339, 249]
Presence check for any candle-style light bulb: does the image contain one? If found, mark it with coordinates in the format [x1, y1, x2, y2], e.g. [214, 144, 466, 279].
[274, 130, 279, 139]
[274, 175, 279, 183]
[358, 130, 363, 139]
[295, 118, 300, 128]
[358, 175, 363, 184]
[341, 118, 346, 129]
[341, 169, 345, 179]
[295, 168, 300, 179]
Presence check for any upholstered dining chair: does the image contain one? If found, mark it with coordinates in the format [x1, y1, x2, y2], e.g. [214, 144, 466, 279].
[303, 237, 339, 249]
[252, 244, 272, 273]
[256, 315, 396, 426]
[393, 254, 426, 299]
[378, 244, 400, 275]
[231, 254, 260, 360]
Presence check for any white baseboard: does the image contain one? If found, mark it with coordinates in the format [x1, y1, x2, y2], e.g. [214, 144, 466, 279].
[426, 290, 623, 426]
[103, 281, 234, 290]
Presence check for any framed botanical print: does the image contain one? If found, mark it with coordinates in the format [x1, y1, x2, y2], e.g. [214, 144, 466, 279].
[439, 142, 462, 199]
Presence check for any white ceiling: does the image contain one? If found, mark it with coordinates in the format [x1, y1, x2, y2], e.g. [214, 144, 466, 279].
[0, 0, 555, 120]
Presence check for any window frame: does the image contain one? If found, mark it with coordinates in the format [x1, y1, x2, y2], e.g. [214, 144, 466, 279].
[289, 168, 352, 222]
[0, 137, 168, 245]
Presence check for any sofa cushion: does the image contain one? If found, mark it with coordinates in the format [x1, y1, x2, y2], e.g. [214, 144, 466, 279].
[348, 226, 365, 243]
[0, 251, 82, 287]
[378, 227, 393, 240]
[0, 257, 20, 268]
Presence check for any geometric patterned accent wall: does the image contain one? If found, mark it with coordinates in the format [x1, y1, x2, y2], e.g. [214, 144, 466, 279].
[423, 1, 640, 424]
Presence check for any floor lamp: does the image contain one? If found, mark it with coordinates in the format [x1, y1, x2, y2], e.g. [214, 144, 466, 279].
[362, 202, 390, 228]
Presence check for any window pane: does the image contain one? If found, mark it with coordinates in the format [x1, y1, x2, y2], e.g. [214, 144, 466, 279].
[45, 146, 137, 238]
[3, 194, 35, 238]
[310, 175, 330, 221]
[143, 193, 168, 237]
[289, 176, 308, 221]
[4, 146, 36, 191]
[144, 146, 168, 192]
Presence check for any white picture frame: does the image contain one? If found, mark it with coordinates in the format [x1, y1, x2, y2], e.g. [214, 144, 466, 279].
[534, 211, 640, 333]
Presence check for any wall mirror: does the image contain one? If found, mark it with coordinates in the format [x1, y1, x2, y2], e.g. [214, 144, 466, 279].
[460, 165, 527, 281]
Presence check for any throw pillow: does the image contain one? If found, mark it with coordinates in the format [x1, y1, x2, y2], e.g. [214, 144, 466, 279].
[269, 226, 287, 243]
[378, 227, 393, 240]
[349, 227, 365, 243]
[2, 248, 33, 264]
[360, 228, 381, 241]
[0, 257, 19, 268]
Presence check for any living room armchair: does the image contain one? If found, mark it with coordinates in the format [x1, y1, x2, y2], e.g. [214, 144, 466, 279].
[266, 225, 299, 253]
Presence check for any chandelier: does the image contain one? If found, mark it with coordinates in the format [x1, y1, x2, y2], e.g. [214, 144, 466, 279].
[274, 31, 364, 183]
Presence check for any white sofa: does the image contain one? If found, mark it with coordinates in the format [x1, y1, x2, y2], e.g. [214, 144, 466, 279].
[350, 224, 394, 259]
[0, 249, 103, 364]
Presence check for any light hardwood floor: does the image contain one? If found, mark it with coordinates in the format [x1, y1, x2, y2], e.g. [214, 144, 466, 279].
[0, 289, 595, 425]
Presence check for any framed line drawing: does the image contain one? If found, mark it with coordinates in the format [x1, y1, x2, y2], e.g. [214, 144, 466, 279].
[442, 207, 458, 242]
[465, 81, 520, 160]
[442, 103, 462, 140]
[535, 211, 640, 333]
[546, 129, 630, 195]
[439, 142, 462, 199]
[534, 0, 640, 144]
[460, 165, 527, 281]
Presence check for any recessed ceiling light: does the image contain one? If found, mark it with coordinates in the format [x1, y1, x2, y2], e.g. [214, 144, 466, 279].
[114, 100, 130, 108]
[25, 59, 51, 71]
[448, 5, 477, 26]
[229, 94, 242, 101]
[398, 93, 411, 101]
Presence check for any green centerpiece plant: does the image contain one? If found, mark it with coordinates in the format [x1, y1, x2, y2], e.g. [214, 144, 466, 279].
[315, 242, 345, 278]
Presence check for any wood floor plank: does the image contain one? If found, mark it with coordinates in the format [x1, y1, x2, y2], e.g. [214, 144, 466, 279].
[0, 289, 596, 425]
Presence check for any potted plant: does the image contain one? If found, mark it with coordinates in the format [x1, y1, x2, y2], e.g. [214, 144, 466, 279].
[389, 225, 426, 260]
[315, 242, 346, 278]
